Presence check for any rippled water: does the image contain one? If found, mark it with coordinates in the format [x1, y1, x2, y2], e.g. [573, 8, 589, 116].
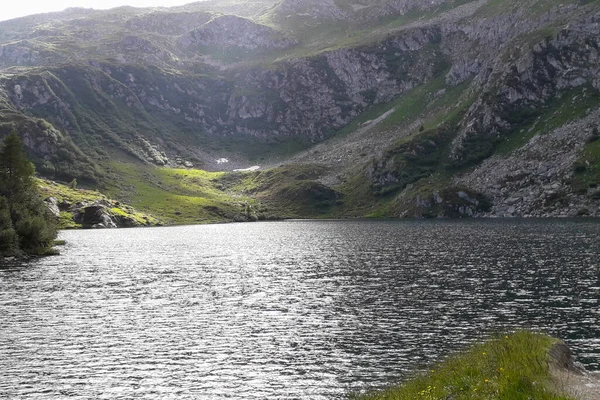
[1, 219, 599, 399]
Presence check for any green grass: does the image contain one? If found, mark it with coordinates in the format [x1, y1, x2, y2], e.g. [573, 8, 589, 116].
[334, 164, 391, 218]
[105, 162, 258, 224]
[37, 178, 160, 229]
[38, 178, 106, 205]
[354, 331, 573, 400]
[103, 162, 344, 223]
[377, 77, 448, 133]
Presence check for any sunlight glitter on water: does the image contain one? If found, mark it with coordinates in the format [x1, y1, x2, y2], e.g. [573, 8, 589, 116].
[0, 219, 599, 399]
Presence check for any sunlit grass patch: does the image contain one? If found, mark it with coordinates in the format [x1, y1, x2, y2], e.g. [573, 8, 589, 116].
[106, 162, 255, 224]
[37, 177, 161, 229]
[354, 331, 574, 400]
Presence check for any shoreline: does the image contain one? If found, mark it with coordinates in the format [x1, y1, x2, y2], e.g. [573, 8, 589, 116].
[353, 331, 599, 400]
[58, 215, 600, 231]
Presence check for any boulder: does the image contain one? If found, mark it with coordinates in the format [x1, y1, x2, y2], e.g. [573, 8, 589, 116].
[43, 197, 60, 218]
[73, 203, 117, 229]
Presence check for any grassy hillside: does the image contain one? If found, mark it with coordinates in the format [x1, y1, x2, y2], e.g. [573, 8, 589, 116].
[100, 162, 344, 224]
[103, 162, 254, 224]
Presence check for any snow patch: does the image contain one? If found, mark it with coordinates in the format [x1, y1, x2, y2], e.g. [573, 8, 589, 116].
[233, 166, 260, 172]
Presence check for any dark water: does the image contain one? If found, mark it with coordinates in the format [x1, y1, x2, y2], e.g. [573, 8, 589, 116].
[0, 219, 599, 399]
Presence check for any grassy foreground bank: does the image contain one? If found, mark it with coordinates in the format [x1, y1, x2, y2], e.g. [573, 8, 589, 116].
[355, 331, 574, 400]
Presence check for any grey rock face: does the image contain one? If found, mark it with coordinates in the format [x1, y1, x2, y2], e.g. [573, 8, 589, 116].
[449, 11, 600, 162]
[0, 42, 38, 66]
[4, 0, 594, 149]
[274, 0, 349, 21]
[222, 27, 443, 139]
[180, 15, 296, 50]
[43, 197, 61, 218]
[455, 109, 600, 217]
[125, 11, 214, 35]
[73, 204, 118, 229]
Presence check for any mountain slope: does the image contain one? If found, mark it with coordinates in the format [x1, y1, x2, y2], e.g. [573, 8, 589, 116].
[0, 0, 599, 222]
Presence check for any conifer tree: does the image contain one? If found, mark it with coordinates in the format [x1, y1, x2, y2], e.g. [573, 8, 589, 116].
[0, 196, 17, 255]
[0, 131, 57, 256]
[0, 132, 35, 198]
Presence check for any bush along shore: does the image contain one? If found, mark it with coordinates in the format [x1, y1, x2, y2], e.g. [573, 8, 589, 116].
[354, 331, 599, 400]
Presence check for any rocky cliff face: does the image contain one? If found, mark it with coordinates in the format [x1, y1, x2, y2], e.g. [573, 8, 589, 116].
[1, 21, 449, 164]
[346, 3, 600, 217]
[273, 0, 349, 21]
[449, 12, 600, 164]
[180, 15, 296, 50]
[455, 109, 600, 217]
[0, 0, 599, 218]
[125, 11, 215, 35]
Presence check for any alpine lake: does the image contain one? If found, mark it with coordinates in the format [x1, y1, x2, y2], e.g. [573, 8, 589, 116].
[1, 219, 599, 399]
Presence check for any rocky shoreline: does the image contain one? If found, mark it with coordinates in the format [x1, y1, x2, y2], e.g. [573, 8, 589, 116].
[549, 343, 600, 400]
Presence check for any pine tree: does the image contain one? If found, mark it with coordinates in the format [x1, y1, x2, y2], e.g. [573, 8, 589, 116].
[0, 131, 57, 256]
[0, 132, 35, 199]
[0, 196, 17, 256]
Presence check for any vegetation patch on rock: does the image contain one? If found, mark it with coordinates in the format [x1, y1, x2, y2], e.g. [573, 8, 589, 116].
[38, 178, 161, 229]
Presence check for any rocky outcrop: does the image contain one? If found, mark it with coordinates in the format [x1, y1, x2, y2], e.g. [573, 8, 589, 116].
[449, 12, 600, 163]
[454, 110, 600, 217]
[0, 42, 39, 66]
[37, 179, 163, 229]
[549, 342, 600, 400]
[43, 197, 60, 218]
[66, 199, 159, 229]
[223, 27, 445, 139]
[411, 187, 491, 218]
[273, 0, 349, 22]
[180, 15, 296, 50]
[72, 202, 118, 229]
[125, 11, 214, 35]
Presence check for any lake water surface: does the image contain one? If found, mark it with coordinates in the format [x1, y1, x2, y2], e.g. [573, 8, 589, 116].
[1, 219, 599, 399]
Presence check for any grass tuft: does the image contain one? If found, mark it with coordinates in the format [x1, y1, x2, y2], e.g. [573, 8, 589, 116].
[354, 331, 574, 400]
